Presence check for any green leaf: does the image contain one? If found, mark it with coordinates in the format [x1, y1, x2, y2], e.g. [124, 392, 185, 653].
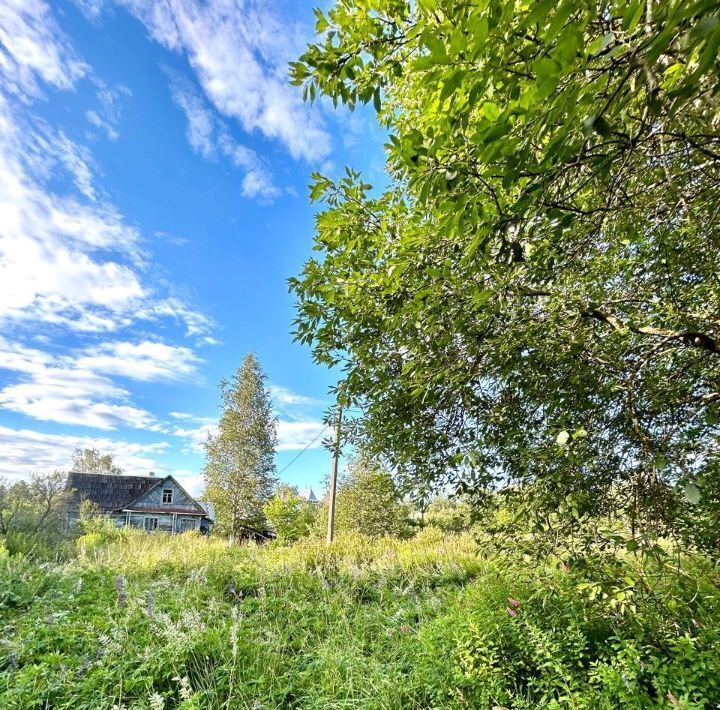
[622, 1, 644, 32]
[373, 88, 382, 113]
[587, 32, 615, 57]
[440, 70, 465, 102]
[470, 15, 489, 46]
[521, 0, 556, 29]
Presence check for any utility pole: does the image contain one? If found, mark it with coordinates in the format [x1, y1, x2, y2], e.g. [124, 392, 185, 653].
[326, 405, 342, 544]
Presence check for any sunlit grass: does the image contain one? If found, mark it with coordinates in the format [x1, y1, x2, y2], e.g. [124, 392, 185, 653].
[2, 530, 719, 708]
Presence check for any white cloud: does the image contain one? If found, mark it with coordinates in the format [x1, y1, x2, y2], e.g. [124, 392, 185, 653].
[0, 92, 213, 335]
[173, 417, 216, 453]
[86, 110, 119, 141]
[0, 0, 87, 97]
[270, 385, 323, 409]
[277, 421, 327, 451]
[76, 341, 201, 382]
[121, 0, 330, 162]
[170, 409, 327, 453]
[0, 337, 201, 430]
[0, 384, 158, 430]
[85, 81, 131, 141]
[0, 424, 168, 481]
[168, 75, 280, 201]
[0, 2, 210, 338]
[170, 80, 216, 158]
[170, 469, 205, 496]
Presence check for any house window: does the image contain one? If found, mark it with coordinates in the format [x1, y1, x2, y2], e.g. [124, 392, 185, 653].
[144, 517, 158, 532]
[162, 488, 173, 504]
[179, 517, 196, 532]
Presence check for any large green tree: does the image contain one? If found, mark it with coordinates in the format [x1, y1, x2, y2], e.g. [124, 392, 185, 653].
[72, 448, 122, 475]
[290, 1, 720, 537]
[203, 354, 278, 541]
[317, 455, 410, 537]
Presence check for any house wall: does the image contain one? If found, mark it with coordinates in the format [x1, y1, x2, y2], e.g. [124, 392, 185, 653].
[130, 478, 202, 512]
[111, 512, 202, 532]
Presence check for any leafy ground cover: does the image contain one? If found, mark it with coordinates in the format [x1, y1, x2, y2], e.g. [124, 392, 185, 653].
[1, 531, 719, 709]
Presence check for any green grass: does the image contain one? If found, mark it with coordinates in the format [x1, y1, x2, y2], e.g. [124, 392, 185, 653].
[1, 530, 719, 708]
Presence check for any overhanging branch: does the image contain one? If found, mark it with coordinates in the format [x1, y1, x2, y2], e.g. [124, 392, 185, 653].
[581, 308, 718, 354]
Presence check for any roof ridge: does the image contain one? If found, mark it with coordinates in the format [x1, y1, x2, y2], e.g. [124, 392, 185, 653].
[67, 470, 165, 479]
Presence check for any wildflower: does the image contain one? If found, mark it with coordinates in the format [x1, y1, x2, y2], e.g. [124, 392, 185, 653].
[230, 606, 239, 660]
[506, 607, 518, 617]
[115, 575, 127, 609]
[507, 597, 520, 608]
[173, 675, 193, 701]
[399, 624, 409, 634]
[148, 692, 164, 710]
[146, 590, 154, 619]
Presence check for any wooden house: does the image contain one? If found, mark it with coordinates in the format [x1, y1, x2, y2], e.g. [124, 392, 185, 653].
[66, 471, 214, 533]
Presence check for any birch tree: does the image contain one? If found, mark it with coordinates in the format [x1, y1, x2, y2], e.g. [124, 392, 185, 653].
[203, 354, 278, 541]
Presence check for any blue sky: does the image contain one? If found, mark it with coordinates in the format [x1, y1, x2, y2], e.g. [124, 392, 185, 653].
[0, 0, 385, 494]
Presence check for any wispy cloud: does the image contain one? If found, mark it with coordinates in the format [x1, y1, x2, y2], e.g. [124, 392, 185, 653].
[170, 414, 216, 453]
[277, 421, 327, 452]
[76, 341, 201, 382]
[0, 337, 200, 431]
[120, 0, 330, 162]
[0, 424, 168, 481]
[168, 74, 279, 201]
[0, 2, 212, 340]
[270, 385, 323, 409]
[86, 81, 131, 141]
[170, 393, 328, 454]
[0, 0, 87, 97]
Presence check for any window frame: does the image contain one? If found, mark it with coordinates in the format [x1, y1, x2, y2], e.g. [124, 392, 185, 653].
[161, 488, 173, 504]
[144, 516, 158, 532]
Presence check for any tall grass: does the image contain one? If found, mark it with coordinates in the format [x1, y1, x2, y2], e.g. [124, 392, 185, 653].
[1, 529, 719, 708]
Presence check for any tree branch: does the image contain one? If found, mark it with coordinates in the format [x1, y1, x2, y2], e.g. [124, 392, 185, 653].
[581, 308, 718, 354]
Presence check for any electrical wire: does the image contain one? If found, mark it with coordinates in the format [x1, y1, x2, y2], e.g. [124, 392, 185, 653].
[276, 425, 329, 476]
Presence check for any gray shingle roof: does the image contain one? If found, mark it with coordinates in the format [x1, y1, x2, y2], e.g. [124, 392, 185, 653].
[65, 471, 162, 512]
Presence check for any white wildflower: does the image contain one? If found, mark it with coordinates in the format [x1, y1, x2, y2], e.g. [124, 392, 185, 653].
[148, 691, 164, 710]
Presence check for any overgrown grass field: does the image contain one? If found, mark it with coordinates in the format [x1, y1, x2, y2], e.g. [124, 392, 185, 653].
[1, 530, 719, 709]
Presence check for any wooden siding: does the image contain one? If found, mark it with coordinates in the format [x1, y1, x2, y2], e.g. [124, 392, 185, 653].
[130, 478, 203, 513]
[111, 512, 201, 533]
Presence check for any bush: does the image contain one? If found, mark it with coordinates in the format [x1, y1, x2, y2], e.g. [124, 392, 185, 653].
[263, 486, 316, 543]
[423, 496, 472, 533]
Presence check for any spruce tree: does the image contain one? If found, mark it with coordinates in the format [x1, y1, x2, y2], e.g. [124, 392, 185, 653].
[203, 353, 278, 541]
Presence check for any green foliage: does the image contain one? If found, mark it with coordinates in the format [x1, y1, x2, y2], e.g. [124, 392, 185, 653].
[317, 454, 411, 538]
[72, 448, 122, 475]
[76, 503, 124, 552]
[0, 472, 68, 557]
[423, 496, 472, 533]
[203, 354, 278, 541]
[1, 532, 720, 708]
[263, 485, 317, 543]
[290, 0, 720, 538]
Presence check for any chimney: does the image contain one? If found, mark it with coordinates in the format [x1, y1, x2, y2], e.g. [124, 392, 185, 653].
[148, 471, 155, 477]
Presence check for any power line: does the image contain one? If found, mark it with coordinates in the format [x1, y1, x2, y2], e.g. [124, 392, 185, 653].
[276, 425, 329, 476]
